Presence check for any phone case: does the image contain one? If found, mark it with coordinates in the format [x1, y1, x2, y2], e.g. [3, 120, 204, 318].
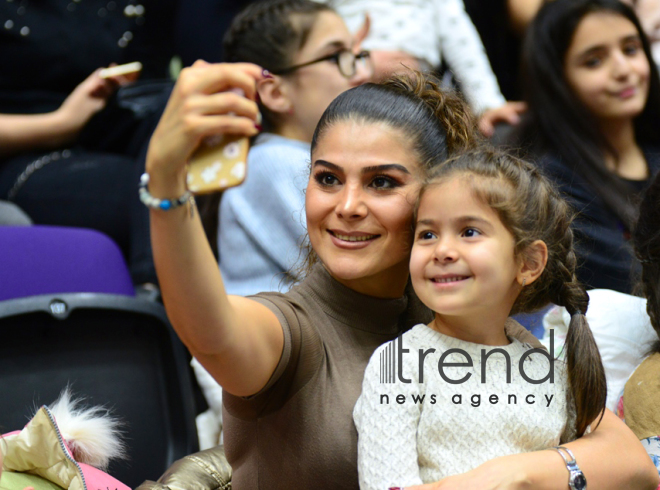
[186, 134, 250, 195]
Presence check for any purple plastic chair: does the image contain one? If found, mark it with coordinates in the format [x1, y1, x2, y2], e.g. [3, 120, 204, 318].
[0, 225, 135, 301]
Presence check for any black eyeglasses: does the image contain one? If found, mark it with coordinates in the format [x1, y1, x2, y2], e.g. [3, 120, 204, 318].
[272, 49, 371, 78]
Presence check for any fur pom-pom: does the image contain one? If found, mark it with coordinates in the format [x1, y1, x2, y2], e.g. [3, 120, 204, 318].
[46, 389, 127, 470]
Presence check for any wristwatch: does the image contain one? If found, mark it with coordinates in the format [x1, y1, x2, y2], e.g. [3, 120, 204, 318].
[553, 446, 587, 489]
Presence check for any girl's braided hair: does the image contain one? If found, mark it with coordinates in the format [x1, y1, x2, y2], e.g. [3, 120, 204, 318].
[418, 148, 607, 437]
[223, 0, 332, 71]
[223, 0, 334, 132]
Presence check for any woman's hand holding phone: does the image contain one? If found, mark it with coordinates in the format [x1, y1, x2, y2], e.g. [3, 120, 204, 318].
[145, 61, 262, 199]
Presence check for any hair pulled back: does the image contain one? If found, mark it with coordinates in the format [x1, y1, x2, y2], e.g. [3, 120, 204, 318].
[312, 71, 479, 170]
[516, 0, 660, 229]
[223, 0, 333, 132]
[633, 172, 660, 352]
[419, 148, 607, 437]
[223, 0, 332, 70]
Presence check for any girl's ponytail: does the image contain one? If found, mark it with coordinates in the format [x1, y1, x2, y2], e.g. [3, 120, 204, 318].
[550, 235, 607, 437]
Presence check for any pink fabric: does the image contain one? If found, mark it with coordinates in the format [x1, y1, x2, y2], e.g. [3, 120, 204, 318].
[79, 463, 131, 490]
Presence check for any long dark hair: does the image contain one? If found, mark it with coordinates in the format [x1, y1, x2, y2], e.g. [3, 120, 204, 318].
[419, 148, 607, 437]
[633, 171, 660, 353]
[514, 0, 660, 228]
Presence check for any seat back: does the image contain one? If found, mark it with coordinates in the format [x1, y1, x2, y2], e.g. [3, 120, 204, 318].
[0, 294, 198, 488]
[0, 226, 135, 301]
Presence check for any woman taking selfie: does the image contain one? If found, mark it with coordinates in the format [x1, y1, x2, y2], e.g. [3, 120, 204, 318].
[141, 64, 658, 490]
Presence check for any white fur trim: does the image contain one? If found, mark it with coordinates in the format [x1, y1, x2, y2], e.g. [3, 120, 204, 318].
[46, 389, 127, 471]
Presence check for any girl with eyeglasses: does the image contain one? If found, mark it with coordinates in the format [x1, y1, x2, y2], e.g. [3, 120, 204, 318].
[214, 0, 371, 298]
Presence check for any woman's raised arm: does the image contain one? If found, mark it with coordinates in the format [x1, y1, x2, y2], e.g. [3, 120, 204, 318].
[146, 61, 285, 397]
[408, 409, 658, 489]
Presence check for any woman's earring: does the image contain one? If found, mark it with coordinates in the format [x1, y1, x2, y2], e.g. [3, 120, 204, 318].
[521, 278, 526, 288]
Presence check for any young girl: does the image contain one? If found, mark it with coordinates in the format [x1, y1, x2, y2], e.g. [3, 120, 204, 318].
[510, 0, 660, 294]
[354, 149, 608, 489]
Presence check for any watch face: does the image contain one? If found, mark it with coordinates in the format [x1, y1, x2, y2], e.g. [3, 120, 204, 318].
[571, 472, 587, 490]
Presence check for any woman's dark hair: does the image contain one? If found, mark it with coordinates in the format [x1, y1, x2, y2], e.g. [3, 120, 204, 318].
[514, 0, 660, 228]
[312, 71, 479, 169]
[418, 148, 607, 437]
[633, 171, 660, 352]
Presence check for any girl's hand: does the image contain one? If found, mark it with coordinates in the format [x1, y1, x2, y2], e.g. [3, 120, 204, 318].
[478, 101, 527, 137]
[146, 61, 262, 187]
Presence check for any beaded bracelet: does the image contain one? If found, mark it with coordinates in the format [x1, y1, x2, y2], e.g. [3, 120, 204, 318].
[139, 173, 193, 211]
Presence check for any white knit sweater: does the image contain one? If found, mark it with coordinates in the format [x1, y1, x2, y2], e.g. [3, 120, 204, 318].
[353, 323, 570, 489]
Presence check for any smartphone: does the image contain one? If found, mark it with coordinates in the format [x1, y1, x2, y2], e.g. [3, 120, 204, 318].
[186, 88, 251, 195]
[99, 61, 143, 79]
[187, 134, 250, 194]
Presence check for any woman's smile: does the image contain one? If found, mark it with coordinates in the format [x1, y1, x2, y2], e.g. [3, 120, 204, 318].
[306, 120, 420, 298]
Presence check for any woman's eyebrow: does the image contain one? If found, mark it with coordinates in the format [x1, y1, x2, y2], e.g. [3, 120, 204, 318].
[362, 164, 411, 175]
[312, 160, 342, 172]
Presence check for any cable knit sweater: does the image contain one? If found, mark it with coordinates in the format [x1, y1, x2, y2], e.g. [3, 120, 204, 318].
[354, 322, 571, 489]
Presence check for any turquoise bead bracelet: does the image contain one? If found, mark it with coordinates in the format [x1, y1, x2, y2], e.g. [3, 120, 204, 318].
[139, 173, 192, 211]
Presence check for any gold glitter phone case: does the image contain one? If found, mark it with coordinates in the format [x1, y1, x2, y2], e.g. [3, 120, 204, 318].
[186, 134, 250, 195]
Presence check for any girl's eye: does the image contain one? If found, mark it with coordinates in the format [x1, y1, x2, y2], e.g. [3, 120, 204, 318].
[417, 230, 436, 240]
[315, 172, 339, 187]
[584, 56, 602, 68]
[462, 228, 481, 238]
[371, 176, 399, 189]
[623, 42, 641, 56]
